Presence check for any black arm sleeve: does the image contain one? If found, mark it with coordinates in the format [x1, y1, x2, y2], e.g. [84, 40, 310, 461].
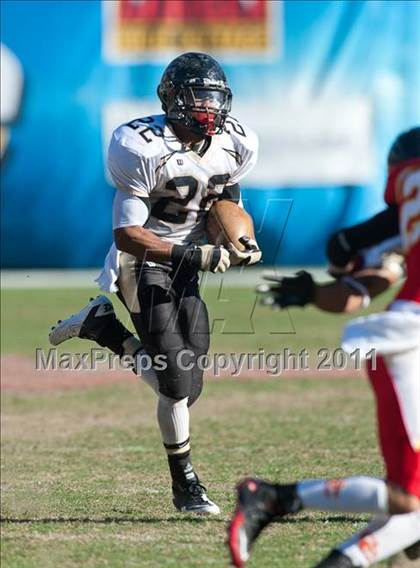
[343, 205, 399, 251]
[327, 205, 399, 267]
[219, 183, 241, 204]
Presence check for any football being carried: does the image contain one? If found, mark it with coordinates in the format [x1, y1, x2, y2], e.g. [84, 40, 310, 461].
[206, 200, 261, 266]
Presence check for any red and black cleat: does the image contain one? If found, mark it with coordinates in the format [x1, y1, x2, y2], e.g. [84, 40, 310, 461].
[227, 477, 301, 567]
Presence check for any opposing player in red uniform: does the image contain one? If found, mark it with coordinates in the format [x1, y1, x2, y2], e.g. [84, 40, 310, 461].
[228, 128, 420, 567]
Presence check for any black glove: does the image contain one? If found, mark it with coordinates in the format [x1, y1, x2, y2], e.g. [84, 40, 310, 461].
[256, 270, 315, 308]
[171, 244, 230, 273]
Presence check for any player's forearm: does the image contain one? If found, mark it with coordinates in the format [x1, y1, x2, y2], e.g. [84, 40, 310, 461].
[114, 226, 230, 273]
[313, 282, 365, 313]
[313, 273, 393, 314]
[114, 226, 173, 262]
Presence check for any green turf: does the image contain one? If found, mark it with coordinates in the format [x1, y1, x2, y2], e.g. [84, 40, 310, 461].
[0, 286, 395, 356]
[2, 378, 388, 568]
[1, 285, 399, 567]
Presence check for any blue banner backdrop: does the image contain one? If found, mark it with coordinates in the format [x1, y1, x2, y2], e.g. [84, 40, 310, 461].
[1, 0, 419, 267]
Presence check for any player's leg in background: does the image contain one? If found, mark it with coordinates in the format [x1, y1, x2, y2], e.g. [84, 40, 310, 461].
[285, 345, 420, 567]
[366, 349, 420, 514]
[319, 347, 419, 567]
[318, 513, 420, 568]
[229, 476, 419, 568]
[228, 346, 420, 567]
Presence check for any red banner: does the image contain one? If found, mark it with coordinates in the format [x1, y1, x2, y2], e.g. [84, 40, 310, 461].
[103, 0, 276, 62]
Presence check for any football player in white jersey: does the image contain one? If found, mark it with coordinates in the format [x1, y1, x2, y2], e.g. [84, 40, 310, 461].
[49, 52, 260, 514]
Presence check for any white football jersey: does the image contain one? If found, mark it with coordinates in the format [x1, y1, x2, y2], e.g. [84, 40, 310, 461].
[108, 114, 258, 245]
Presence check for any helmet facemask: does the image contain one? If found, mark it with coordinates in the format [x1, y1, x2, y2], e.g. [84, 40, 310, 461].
[167, 84, 232, 136]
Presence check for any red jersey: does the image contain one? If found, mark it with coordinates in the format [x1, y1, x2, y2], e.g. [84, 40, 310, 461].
[385, 159, 420, 303]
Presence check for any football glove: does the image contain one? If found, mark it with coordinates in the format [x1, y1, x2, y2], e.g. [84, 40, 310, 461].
[228, 236, 262, 266]
[171, 244, 230, 273]
[256, 270, 315, 308]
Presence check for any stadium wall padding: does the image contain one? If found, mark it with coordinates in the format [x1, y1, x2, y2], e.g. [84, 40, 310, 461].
[1, 0, 419, 268]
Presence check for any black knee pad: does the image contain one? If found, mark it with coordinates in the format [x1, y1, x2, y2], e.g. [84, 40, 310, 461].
[158, 373, 193, 401]
[157, 347, 193, 401]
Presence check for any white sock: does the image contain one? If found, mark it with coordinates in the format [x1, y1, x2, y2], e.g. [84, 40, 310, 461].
[340, 511, 420, 567]
[297, 476, 388, 514]
[157, 394, 190, 449]
[337, 515, 389, 567]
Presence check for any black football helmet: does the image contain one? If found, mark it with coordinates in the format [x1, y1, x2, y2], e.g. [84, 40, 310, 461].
[387, 127, 420, 166]
[158, 52, 232, 136]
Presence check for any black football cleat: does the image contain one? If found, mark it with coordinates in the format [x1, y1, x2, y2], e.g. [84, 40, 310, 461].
[313, 550, 356, 567]
[228, 477, 301, 567]
[49, 296, 116, 346]
[172, 479, 220, 515]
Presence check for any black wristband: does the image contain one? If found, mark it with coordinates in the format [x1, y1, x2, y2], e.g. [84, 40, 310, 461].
[171, 244, 202, 269]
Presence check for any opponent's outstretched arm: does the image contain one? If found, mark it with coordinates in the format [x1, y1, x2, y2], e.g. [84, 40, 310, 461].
[258, 205, 402, 313]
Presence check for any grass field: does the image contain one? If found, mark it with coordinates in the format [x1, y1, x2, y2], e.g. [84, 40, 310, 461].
[1, 285, 400, 567]
[0, 285, 395, 356]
